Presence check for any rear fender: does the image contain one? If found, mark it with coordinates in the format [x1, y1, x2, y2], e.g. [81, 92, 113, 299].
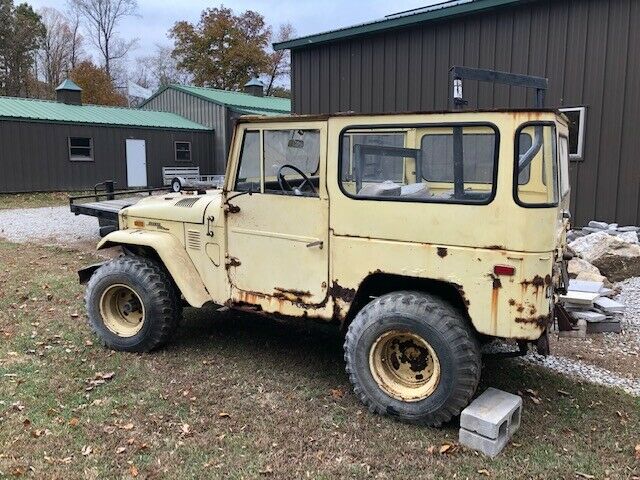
[97, 230, 211, 307]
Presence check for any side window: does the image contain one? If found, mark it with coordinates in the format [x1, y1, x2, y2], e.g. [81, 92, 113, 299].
[515, 124, 558, 206]
[339, 124, 498, 204]
[559, 135, 570, 198]
[175, 142, 191, 162]
[69, 137, 93, 161]
[559, 107, 586, 160]
[263, 129, 320, 196]
[235, 131, 260, 192]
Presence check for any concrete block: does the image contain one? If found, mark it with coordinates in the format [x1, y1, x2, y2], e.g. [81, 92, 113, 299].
[568, 279, 603, 293]
[582, 227, 604, 234]
[587, 319, 622, 334]
[618, 226, 640, 232]
[460, 388, 522, 440]
[559, 291, 600, 306]
[557, 319, 587, 339]
[459, 428, 510, 459]
[588, 221, 609, 230]
[570, 310, 607, 322]
[598, 287, 615, 297]
[594, 297, 625, 313]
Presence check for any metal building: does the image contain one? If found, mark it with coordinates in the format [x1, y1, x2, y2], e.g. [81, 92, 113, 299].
[0, 80, 215, 193]
[140, 81, 291, 173]
[274, 0, 640, 226]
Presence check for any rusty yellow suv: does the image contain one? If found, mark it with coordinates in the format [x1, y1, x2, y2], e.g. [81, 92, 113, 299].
[81, 109, 571, 426]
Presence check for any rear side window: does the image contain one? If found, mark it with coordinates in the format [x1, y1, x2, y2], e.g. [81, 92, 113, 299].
[339, 124, 498, 204]
[514, 124, 558, 207]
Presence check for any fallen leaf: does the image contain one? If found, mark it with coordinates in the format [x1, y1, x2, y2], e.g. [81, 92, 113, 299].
[218, 412, 231, 418]
[557, 390, 571, 396]
[531, 396, 542, 405]
[116, 446, 126, 454]
[101, 372, 115, 381]
[330, 388, 345, 399]
[439, 444, 452, 454]
[69, 418, 79, 428]
[635, 444, 640, 460]
[81, 445, 92, 456]
[259, 466, 274, 475]
[426, 445, 436, 455]
[121, 423, 134, 430]
[575, 473, 595, 479]
[180, 423, 192, 436]
[477, 469, 490, 476]
[129, 465, 139, 477]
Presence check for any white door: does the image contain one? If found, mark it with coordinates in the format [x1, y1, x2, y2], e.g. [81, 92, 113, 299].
[126, 139, 147, 187]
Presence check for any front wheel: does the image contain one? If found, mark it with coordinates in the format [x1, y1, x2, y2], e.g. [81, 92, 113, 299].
[344, 291, 481, 426]
[85, 255, 181, 352]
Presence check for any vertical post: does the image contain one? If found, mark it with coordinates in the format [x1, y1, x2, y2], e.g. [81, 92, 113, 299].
[353, 144, 363, 194]
[535, 88, 545, 108]
[105, 180, 115, 200]
[452, 127, 464, 198]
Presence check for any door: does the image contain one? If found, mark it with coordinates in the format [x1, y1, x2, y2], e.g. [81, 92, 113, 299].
[225, 124, 329, 306]
[126, 139, 147, 187]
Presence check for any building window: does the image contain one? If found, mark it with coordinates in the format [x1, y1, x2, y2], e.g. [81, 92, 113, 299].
[559, 107, 586, 160]
[175, 141, 191, 162]
[68, 137, 93, 161]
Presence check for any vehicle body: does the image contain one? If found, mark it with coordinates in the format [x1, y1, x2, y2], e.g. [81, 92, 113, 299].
[81, 109, 571, 425]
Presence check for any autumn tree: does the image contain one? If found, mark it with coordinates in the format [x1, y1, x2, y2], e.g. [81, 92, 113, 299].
[38, 7, 84, 92]
[70, 0, 138, 78]
[0, 0, 45, 97]
[169, 6, 271, 91]
[265, 23, 294, 96]
[70, 60, 126, 106]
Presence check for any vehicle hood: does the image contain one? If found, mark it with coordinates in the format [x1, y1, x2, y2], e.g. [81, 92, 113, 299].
[120, 191, 222, 224]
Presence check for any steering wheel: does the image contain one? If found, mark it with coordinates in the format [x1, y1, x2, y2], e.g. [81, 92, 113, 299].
[277, 164, 317, 195]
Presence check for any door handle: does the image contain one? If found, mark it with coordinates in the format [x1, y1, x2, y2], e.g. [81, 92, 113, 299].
[306, 240, 323, 249]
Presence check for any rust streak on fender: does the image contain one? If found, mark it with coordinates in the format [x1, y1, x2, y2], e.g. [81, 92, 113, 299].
[515, 314, 550, 329]
[329, 280, 356, 303]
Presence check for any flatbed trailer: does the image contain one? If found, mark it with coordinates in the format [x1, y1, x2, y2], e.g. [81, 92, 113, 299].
[69, 181, 168, 237]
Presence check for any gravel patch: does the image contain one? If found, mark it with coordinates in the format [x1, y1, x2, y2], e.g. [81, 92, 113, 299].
[0, 205, 100, 246]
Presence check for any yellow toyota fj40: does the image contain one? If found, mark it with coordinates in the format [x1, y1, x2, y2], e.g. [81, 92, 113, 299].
[80, 109, 571, 426]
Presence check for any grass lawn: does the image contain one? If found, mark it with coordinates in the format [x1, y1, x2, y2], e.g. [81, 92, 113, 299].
[0, 192, 91, 210]
[0, 240, 639, 479]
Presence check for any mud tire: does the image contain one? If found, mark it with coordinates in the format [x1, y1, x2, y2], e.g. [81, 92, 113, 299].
[344, 290, 481, 426]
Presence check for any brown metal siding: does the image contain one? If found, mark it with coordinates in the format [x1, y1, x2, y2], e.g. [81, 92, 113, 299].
[0, 120, 215, 192]
[141, 89, 228, 173]
[291, 0, 640, 226]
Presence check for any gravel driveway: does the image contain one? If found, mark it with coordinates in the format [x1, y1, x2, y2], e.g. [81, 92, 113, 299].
[0, 205, 100, 246]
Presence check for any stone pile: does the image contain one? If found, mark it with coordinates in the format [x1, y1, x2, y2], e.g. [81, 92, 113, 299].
[559, 279, 625, 336]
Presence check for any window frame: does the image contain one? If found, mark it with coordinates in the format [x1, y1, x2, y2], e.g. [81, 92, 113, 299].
[558, 106, 586, 161]
[174, 141, 192, 162]
[512, 121, 559, 209]
[233, 130, 262, 192]
[338, 122, 501, 206]
[68, 137, 93, 162]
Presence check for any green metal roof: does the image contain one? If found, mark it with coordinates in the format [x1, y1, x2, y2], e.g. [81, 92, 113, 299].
[274, 0, 531, 50]
[0, 96, 212, 130]
[56, 79, 82, 91]
[142, 84, 291, 116]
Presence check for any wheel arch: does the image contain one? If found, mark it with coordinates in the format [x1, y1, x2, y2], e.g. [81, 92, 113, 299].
[342, 272, 474, 332]
[97, 230, 211, 308]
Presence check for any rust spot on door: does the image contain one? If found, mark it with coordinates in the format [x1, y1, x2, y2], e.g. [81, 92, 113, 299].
[437, 247, 448, 258]
[329, 281, 356, 303]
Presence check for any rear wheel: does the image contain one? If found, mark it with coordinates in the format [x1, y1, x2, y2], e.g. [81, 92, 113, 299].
[86, 255, 181, 352]
[344, 291, 481, 426]
[171, 177, 182, 192]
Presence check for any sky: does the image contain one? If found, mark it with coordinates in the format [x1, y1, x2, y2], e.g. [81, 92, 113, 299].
[26, 0, 439, 70]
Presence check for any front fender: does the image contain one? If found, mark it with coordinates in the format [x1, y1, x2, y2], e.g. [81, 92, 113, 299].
[97, 230, 211, 308]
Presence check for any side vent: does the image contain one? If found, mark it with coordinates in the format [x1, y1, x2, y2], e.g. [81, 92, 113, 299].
[186, 230, 202, 250]
[175, 197, 200, 208]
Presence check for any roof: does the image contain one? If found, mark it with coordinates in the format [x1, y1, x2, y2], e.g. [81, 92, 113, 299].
[141, 84, 291, 116]
[244, 78, 264, 87]
[236, 107, 561, 123]
[274, 0, 532, 50]
[0, 96, 212, 131]
[56, 79, 82, 91]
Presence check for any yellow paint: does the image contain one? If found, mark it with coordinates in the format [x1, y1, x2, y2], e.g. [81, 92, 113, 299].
[100, 110, 570, 341]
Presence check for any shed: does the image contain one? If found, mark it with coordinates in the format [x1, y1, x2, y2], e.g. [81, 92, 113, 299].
[274, 0, 640, 227]
[0, 80, 215, 193]
[140, 80, 291, 172]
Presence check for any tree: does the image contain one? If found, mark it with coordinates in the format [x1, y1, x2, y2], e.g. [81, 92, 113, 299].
[38, 7, 82, 92]
[67, 8, 84, 70]
[70, 0, 138, 78]
[134, 44, 191, 91]
[169, 6, 271, 91]
[0, 1, 45, 97]
[70, 60, 126, 105]
[264, 23, 294, 96]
